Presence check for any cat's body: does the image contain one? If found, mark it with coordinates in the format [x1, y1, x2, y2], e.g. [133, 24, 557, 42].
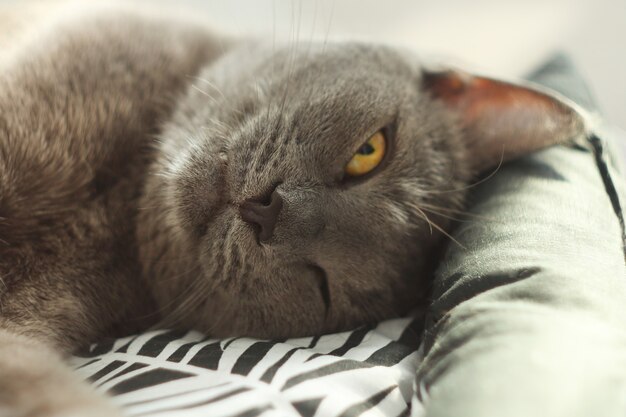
[0, 3, 584, 416]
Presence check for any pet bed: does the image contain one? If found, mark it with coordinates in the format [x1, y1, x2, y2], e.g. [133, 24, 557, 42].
[72, 54, 626, 417]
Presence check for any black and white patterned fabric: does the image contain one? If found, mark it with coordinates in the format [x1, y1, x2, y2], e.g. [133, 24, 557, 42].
[71, 316, 423, 417]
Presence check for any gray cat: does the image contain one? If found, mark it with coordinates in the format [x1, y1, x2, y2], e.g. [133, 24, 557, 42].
[0, 3, 585, 416]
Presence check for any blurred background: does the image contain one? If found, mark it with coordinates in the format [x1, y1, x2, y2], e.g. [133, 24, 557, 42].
[169, 0, 625, 129]
[2, 0, 625, 130]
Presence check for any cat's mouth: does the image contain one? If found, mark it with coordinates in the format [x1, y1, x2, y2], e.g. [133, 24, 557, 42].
[308, 264, 331, 315]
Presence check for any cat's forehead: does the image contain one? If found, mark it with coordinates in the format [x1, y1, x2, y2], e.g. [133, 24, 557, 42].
[240, 42, 420, 134]
[260, 42, 417, 90]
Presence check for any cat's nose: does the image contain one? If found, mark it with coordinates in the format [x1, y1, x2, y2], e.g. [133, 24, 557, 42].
[239, 185, 283, 243]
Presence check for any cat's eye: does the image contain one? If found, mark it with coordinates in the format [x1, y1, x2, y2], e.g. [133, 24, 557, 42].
[345, 130, 387, 177]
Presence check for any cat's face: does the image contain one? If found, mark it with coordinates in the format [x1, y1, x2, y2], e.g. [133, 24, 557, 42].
[143, 42, 583, 338]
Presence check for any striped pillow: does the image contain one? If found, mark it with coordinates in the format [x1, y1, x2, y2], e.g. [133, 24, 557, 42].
[72, 316, 423, 417]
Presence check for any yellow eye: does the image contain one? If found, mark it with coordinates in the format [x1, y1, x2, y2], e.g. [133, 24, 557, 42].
[345, 130, 387, 177]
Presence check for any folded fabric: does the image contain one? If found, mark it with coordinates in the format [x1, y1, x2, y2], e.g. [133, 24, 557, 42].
[414, 54, 626, 417]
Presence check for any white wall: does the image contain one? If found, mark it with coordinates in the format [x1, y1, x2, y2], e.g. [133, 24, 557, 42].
[3, 0, 625, 130]
[163, 0, 626, 131]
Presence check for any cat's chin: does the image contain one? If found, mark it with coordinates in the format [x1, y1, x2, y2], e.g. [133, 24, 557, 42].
[177, 283, 330, 339]
[167, 240, 377, 338]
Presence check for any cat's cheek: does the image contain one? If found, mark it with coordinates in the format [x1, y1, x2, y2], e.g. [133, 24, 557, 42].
[164, 146, 230, 236]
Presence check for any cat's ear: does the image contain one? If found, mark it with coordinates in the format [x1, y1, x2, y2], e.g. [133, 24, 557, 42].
[422, 69, 587, 172]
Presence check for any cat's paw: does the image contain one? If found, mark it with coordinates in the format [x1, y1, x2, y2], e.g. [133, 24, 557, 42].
[0, 391, 122, 417]
[47, 403, 123, 417]
[0, 331, 122, 417]
[0, 385, 122, 417]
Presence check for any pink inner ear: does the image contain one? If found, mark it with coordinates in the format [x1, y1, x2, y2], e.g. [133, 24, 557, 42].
[422, 70, 584, 172]
[423, 70, 556, 125]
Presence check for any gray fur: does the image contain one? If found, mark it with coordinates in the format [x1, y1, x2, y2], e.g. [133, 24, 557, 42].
[0, 3, 584, 415]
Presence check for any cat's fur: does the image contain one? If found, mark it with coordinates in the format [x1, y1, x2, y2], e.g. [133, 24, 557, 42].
[0, 2, 584, 416]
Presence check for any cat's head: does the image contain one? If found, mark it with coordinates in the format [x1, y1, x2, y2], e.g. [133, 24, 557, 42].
[140, 42, 584, 337]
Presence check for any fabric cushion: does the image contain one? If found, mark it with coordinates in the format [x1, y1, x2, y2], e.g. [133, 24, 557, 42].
[71, 317, 422, 417]
[413, 55, 626, 417]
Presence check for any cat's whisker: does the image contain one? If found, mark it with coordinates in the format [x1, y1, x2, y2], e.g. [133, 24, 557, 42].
[200, 124, 230, 142]
[277, 2, 304, 125]
[0, 274, 9, 303]
[420, 155, 505, 196]
[193, 107, 234, 132]
[415, 205, 433, 235]
[322, 0, 337, 52]
[188, 75, 227, 100]
[154, 271, 209, 328]
[189, 88, 242, 123]
[170, 289, 207, 325]
[419, 203, 473, 219]
[419, 202, 496, 222]
[190, 84, 220, 105]
[207, 119, 233, 136]
[419, 207, 469, 223]
[200, 129, 229, 147]
[189, 75, 247, 120]
[304, 0, 318, 59]
[253, 81, 264, 104]
[408, 203, 466, 249]
[201, 125, 229, 138]
[158, 226, 238, 328]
